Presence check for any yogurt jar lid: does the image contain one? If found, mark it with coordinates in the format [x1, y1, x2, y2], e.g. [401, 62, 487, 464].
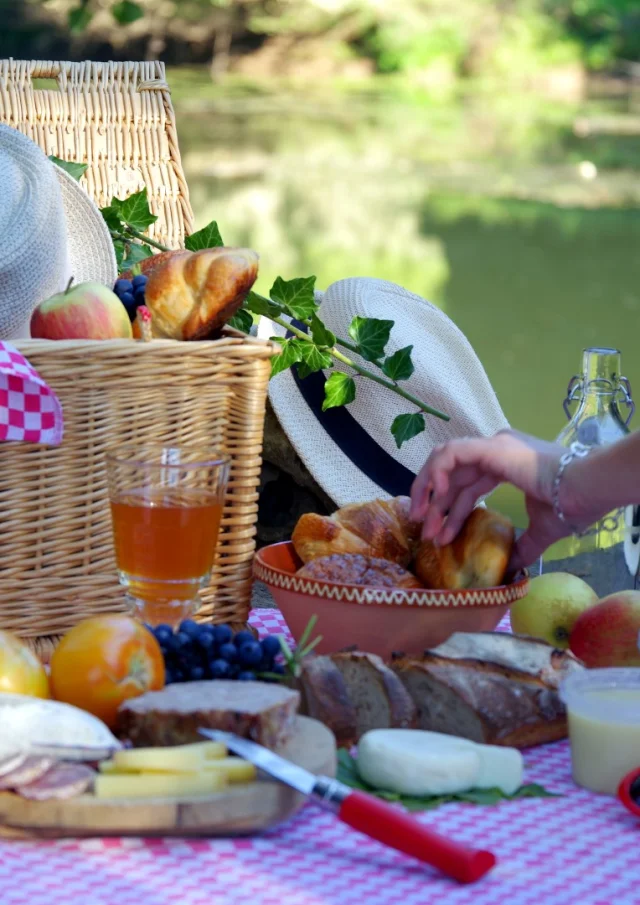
[560, 668, 640, 724]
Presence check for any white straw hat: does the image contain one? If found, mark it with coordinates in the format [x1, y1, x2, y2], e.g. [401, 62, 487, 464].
[0, 124, 117, 339]
[260, 277, 510, 506]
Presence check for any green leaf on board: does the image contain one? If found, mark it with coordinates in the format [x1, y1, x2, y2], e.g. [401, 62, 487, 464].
[68, 4, 93, 32]
[382, 345, 415, 382]
[322, 372, 356, 411]
[185, 221, 224, 251]
[348, 316, 393, 362]
[111, 0, 144, 25]
[310, 313, 336, 348]
[48, 156, 88, 181]
[336, 750, 561, 812]
[109, 189, 157, 232]
[270, 338, 303, 378]
[228, 308, 253, 334]
[246, 291, 281, 320]
[390, 412, 425, 448]
[270, 276, 318, 321]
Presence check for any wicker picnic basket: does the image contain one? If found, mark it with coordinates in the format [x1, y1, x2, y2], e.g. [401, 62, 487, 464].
[0, 59, 275, 657]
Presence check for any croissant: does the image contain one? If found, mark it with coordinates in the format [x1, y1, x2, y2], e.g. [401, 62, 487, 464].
[291, 496, 420, 568]
[297, 554, 423, 589]
[415, 507, 515, 590]
[138, 247, 259, 341]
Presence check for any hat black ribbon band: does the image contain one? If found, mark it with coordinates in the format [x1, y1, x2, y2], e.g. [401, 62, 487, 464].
[286, 321, 417, 499]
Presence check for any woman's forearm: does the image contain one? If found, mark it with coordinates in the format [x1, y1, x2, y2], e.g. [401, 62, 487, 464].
[563, 430, 640, 524]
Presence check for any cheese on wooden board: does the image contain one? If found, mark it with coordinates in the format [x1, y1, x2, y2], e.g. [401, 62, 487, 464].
[357, 729, 523, 796]
[179, 741, 228, 760]
[94, 771, 226, 800]
[113, 746, 205, 773]
[203, 758, 257, 783]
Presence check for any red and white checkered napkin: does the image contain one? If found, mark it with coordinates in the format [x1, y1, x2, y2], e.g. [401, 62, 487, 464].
[0, 342, 63, 445]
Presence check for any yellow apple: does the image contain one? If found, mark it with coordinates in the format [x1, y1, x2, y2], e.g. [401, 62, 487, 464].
[509, 572, 598, 648]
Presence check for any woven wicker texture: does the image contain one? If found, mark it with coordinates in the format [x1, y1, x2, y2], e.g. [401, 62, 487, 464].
[0, 61, 274, 653]
[0, 59, 194, 248]
[6, 337, 273, 658]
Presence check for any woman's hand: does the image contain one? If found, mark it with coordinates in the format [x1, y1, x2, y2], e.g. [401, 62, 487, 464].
[410, 430, 583, 571]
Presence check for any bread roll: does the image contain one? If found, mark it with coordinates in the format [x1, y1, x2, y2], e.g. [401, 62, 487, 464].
[142, 247, 258, 340]
[297, 553, 422, 589]
[415, 508, 514, 590]
[292, 496, 420, 567]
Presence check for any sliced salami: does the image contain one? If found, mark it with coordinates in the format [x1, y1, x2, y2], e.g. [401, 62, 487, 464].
[18, 762, 95, 800]
[0, 756, 53, 790]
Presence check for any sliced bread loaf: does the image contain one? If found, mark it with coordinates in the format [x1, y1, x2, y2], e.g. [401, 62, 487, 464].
[330, 651, 417, 740]
[296, 655, 357, 748]
[391, 657, 567, 748]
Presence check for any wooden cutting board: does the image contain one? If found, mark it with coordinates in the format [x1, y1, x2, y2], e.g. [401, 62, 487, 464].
[0, 716, 336, 839]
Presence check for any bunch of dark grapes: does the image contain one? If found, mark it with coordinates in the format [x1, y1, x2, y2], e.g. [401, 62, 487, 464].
[113, 274, 148, 322]
[149, 621, 286, 685]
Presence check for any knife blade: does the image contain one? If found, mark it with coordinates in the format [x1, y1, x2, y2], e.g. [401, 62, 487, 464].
[200, 728, 496, 885]
[624, 505, 640, 586]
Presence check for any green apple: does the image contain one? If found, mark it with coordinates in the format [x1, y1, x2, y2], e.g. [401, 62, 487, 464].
[509, 572, 598, 648]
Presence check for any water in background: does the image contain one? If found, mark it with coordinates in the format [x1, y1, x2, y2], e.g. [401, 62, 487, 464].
[171, 73, 640, 526]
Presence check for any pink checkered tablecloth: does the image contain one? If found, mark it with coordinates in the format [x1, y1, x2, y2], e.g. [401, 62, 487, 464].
[0, 609, 638, 905]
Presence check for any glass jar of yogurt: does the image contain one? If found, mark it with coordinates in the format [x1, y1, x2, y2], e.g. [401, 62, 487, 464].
[560, 669, 640, 795]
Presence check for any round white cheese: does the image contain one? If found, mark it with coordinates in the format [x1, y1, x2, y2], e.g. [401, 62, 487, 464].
[357, 729, 481, 796]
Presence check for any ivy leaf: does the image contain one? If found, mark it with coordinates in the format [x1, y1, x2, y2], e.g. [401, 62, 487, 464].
[100, 205, 124, 232]
[322, 372, 356, 411]
[270, 276, 318, 321]
[111, 0, 144, 24]
[391, 413, 425, 449]
[112, 239, 126, 272]
[185, 221, 224, 251]
[121, 242, 153, 270]
[382, 345, 415, 382]
[271, 338, 303, 378]
[511, 784, 561, 800]
[348, 317, 394, 362]
[310, 314, 336, 348]
[48, 156, 87, 181]
[298, 342, 332, 375]
[228, 308, 253, 334]
[68, 4, 93, 32]
[110, 189, 157, 232]
[245, 291, 281, 320]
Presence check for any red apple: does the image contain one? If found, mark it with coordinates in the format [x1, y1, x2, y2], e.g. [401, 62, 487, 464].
[31, 280, 132, 340]
[569, 590, 640, 668]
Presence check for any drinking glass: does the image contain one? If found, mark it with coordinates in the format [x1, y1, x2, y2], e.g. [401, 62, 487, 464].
[106, 445, 230, 627]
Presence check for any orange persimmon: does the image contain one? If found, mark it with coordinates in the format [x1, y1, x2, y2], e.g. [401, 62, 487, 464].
[50, 615, 165, 728]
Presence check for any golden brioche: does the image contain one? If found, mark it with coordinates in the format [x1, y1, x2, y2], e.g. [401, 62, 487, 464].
[142, 247, 259, 340]
[297, 554, 423, 589]
[415, 507, 515, 590]
[291, 496, 420, 567]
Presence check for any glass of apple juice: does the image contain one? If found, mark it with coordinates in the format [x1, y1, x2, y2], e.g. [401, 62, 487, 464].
[106, 445, 230, 627]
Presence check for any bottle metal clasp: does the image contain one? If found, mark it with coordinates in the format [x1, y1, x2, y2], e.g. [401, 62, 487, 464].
[562, 374, 635, 426]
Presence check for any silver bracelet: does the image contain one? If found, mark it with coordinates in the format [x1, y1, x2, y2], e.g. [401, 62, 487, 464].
[552, 441, 591, 535]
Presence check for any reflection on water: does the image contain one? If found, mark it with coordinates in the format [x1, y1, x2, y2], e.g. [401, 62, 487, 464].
[173, 79, 640, 525]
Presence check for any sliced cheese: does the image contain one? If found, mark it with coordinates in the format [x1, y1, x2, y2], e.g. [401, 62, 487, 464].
[113, 746, 205, 774]
[95, 771, 226, 800]
[203, 757, 257, 783]
[356, 729, 524, 797]
[177, 741, 228, 760]
[357, 729, 481, 796]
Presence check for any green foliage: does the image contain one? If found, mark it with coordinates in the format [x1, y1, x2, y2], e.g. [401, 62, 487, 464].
[48, 156, 88, 181]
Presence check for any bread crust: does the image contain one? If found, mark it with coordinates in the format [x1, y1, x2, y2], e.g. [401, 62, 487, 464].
[331, 651, 417, 735]
[415, 508, 515, 589]
[297, 655, 357, 748]
[297, 554, 422, 589]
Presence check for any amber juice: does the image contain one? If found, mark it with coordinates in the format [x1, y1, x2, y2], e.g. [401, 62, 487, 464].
[110, 488, 222, 603]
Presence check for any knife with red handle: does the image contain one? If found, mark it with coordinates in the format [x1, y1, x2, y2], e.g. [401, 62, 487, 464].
[199, 728, 496, 884]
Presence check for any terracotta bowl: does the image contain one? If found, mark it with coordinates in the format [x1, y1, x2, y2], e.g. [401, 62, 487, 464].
[253, 542, 529, 659]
